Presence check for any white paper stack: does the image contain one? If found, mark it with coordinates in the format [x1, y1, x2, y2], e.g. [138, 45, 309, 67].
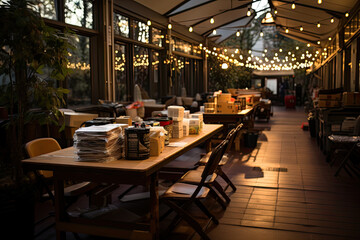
[184, 110, 190, 118]
[183, 119, 189, 136]
[167, 106, 184, 121]
[190, 113, 204, 130]
[73, 124, 124, 162]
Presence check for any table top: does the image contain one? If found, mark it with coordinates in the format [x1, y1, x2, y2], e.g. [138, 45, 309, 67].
[22, 124, 223, 179]
[203, 108, 253, 117]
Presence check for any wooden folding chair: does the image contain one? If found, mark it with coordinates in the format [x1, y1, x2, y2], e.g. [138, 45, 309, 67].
[160, 140, 229, 240]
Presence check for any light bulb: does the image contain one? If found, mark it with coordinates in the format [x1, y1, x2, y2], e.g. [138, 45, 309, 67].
[318, 0, 322, 4]
[210, 17, 214, 24]
[274, 9, 278, 14]
[330, 17, 334, 23]
[345, 12, 349, 17]
[291, 2, 295, 9]
[260, 31, 264, 37]
[247, 8, 251, 16]
[212, 29, 217, 35]
[285, 28, 289, 33]
[189, 26, 193, 32]
[296, 46, 299, 50]
[300, 26, 303, 31]
[279, 48, 283, 52]
[248, 50, 252, 54]
[236, 31, 240, 37]
[328, 37, 332, 41]
[317, 22, 321, 28]
[168, 23, 172, 29]
[307, 43, 310, 47]
[147, 20, 151, 26]
[317, 40, 320, 45]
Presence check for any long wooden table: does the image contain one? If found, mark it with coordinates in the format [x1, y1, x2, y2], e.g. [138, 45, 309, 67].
[22, 124, 223, 240]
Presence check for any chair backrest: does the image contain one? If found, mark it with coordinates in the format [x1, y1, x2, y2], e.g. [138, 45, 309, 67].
[201, 140, 229, 180]
[224, 123, 243, 153]
[25, 138, 61, 178]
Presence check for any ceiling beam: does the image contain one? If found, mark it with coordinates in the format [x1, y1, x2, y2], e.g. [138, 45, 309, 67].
[275, 14, 331, 26]
[166, 0, 216, 17]
[274, 0, 344, 18]
[192, 0, 258, 27]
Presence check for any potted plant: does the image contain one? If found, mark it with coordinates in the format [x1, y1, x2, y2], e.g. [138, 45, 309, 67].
[0, 0, 72, 237]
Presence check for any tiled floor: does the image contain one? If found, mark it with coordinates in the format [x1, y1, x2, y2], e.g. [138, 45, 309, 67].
[34, 106, 360, 240]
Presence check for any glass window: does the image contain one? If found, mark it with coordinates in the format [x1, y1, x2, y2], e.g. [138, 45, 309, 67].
[134, 45, 149, 95]
[133, 20, 149, 43]
[65, 0, 93, 29]
[114, 44, 127, 101]
[113, 13, 129, 38]
[192, 44, 202, 57]
[67, 35, 91, 106]
[173, 37, 191, 54]
[152, 27, 163, 47]
[32, 0, 57, 20]
[150, 51, 160, 99]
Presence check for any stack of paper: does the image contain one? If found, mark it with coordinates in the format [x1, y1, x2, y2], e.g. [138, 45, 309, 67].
[73, 124, 124, 162]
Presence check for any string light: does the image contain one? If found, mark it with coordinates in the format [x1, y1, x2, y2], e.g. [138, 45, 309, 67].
[330, 17, 334, 23]
[168, 23, 172, 29]
[279, 48, 283, 52]
[296, 46, 299, 50]
[210, 17, 215, 24]
[236, 30, 240, 37]
[328, 37, 332, 41]
[291, 1, 296, 9]
[248, 50, 252, 54]
[147, 20, 151, 26]
[260, 31, 264, 37]
[318, 0, 322, 4]
[264, 49, 268, 53]
[307, 43, 310, 47]
[247, 8, 251, 16]
[345, 12, 349, 17]
[300, 26, 303, 31]
[212, 29, 217, 35]
[317, 40, 321, 45]
[189, 26, 193, 32]
[317, 22, 321, 28]
[274, 9, 278, 14]
[285, 28, 289, 33]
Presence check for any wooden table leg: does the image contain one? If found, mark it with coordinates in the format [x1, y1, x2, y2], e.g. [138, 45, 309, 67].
[54, 179, 66, 240]
[149, 173, 159, 240]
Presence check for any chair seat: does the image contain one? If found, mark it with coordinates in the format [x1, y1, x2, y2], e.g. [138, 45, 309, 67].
[198, 153, 229, 166]
[162, 182, 209, 199]
[180, 166, 217, 184]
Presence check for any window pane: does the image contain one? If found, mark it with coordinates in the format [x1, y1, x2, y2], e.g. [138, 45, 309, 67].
[115, 44, 127, 101]
[133, 20, 149, 43]
[173, 37, 191, 54]
[192, 44, 202, 57]
[65, 0, 93, 29]
[152, 27, 163, 47]
[32, 0, 57, 20]
[113, 13, 129, 38]
[67, 35, 91, 106]
[150, 51, 160, 99]
[134, 45, 149, 95]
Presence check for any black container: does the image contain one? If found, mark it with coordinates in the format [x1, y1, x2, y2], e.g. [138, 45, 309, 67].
[81, 118, 114, 127]
[244, 132, 259, 148]
[125, 126, 150, 160]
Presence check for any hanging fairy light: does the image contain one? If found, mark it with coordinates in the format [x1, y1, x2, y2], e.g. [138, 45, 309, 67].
[318, 0, 322, 4]
[300, 26, 303, 31]
[307, 43, 311, 47]
[330, 17, 334, 23]
[247, 8, 251, 16]
[328, 37, 332, 41]
[274, 9, 278, 14]
[291, 1, 296, 9]
[236, 30, 240, 37]
[345, 12, 349, 17]
[296, 46, 299, 50]
[189, 26, 193, 32]
[317, 40, 321, 45]
[210, 17, 215, 24]
[248, 50, 252, 54]
[147, 20, 151, 26]
[279, 48, 283, 52]
[212, 29, 217, 35]
[285, 28, 289, 33]
[260, 31, 264, 37]
[317, 22, 321, 28]
[168, 23, 172, 29]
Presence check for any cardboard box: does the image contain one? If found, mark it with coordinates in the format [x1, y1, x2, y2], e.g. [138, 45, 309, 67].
[172, 125, 183, 138]
[150, 131, 161, 156]
[183, 119, 189, 136]
[204, 108, 215, 113]
[204, 102, 215, 108]
[318, 100, 341, 108]
[319, 93, 342, 101]
[189, 118, 200, 134]
[342, 92, 360, 106]
[115, 116, 132, 126]
[167, 106, 185, 121]
[64, 112, 98, 128]
[216, 102, 237, 114]
[172, 120, 183, 127]
[217, 93, 232, 102]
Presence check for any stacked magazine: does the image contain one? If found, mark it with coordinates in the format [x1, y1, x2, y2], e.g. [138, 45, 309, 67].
[73, 124, 124, 162]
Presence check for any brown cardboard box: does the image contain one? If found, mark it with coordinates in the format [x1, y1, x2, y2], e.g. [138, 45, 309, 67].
[64, 112, 98, 128]
[217, 93, 232, 102]
[150, 131, 161, 156]
[216, 102, 237, 114]
[318, 100, 341, 108]
[319, 93, 342, 101]
[342, 92, 360, 106]
[115, 116, 132, 126]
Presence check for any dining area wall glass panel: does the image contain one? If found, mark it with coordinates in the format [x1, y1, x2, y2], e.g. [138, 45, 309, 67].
[114, 44, 128, 102]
